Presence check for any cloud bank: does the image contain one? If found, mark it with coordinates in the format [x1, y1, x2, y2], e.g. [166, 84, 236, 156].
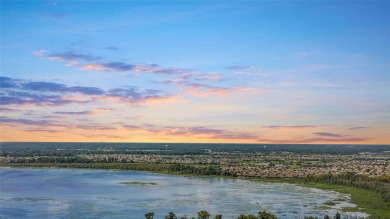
[0, 76, 171, 106]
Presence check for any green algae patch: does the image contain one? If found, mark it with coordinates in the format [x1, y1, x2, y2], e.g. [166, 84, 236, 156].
[120, 181, 158, 186]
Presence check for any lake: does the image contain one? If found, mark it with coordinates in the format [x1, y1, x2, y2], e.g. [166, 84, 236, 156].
[0, 167, 368, 218]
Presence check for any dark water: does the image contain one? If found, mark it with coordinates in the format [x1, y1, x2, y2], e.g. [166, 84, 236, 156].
[0, 168, 368, 219]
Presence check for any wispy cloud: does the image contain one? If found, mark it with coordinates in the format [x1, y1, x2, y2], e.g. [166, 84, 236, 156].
[0, 116, 64, 127]
[0, 92, 83, 106]
[0, 76, 103, 96]
[54, 111, 93, 115]
[80, 61, 194, 76]
[76, 124, 115, 130]
[102, 87, 172, 105]
[263, 125, 317, 129]
[227, 66, 255, 71]
[77, 133, 126, 139]
[348, 126, 369, 130]
[34, 50, 100, 61]
[297, 137, 369, 143]
[122, 124, 261, 141]
[155, 74, 250, 97]
[254, 136, 369, 144]
[34, 50, 231, 83]
[194, 72, 223, 81]
[183, 83, 230, 96]
[227, 65, 264, 76]
[313, 132, 343, 138]
[24, 129, 62, 133]
[0, 107, 22, 112]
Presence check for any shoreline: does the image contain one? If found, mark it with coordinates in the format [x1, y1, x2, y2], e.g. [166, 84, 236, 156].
[1, 163, 389, 218]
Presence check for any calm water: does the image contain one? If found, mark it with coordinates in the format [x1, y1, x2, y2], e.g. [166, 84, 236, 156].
[0, 167, 368, 219]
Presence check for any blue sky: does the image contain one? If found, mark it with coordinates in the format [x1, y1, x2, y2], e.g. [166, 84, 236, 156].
[1, 0, 389, 143]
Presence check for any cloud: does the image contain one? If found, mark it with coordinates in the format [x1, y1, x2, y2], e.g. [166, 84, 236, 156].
[183, 83, 230, 96]
[76, 124, 115, 130]
[186, 126, 259, 140]
[54, 111, 93, 115]
[348, 126, 368, 130]
[0, 107, 21, 112]
[66, 61, 78, 66]
[24, 129, 62, 133]
[36, 49, 198, 77]
[297, 137, 369, 143]
[103, 87, 171, 105]
[227, 66, 255, 71]
[0, 92, 79, 106]
[77, 133, 126, 139]
[313, 132, 343, 138]
[81, 62, 137, 71]
[0, 116, 64, 127]
[0, 77, 102, 106]
[45, 51, 100, 61]
[93, 107, 113, 112]
[33, 50, 47, 56]
[23, 81, 66, 92]
[226, 65, 264, 76]
[0, 76, 21, 88]
[195, 72, 223, 81]
[0, 76, 169, 106]
[80, 61, 193, 76]
[122, 124, 261, 141]
[19, 80, 105, 95]
[263, 125, 317, 129]
[66, 86, 105, 95]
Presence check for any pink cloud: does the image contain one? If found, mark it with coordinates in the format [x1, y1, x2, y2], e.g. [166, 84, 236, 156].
[183, 83, 230, 97]
[122, 124, 261, 141]
[195, 72, 223, 81]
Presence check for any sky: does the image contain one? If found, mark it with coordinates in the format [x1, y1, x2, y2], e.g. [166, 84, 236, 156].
[0, 0, 389, 144]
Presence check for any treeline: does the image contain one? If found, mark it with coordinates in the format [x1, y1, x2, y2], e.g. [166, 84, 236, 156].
[168, 164, 237, 176]
[306, 172, 390, 204]
[144, 210, 346, 219]
[0, 162, 237, 176]
[2, 142, 390, 156]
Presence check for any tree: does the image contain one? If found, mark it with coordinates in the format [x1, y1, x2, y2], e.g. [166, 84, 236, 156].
[197, 210, 210, 219]
[237, 214, 248, 219]
[334, 212, 340, 219]
[145, 212, 154, 219]
[165, 212, 177, 219]
[214, 214, 222, 219]
[258, 211, 278, 219]
[324, 215, 330, 219]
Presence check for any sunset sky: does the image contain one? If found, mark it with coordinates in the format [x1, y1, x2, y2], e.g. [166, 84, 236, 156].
[1, 0, 389, 144]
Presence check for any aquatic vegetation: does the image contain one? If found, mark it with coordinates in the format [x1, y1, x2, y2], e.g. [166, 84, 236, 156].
[120, 181, 158, 186]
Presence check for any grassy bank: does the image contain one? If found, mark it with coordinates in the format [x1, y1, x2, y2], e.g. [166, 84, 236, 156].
[250, 178, 390, 219]
[1, 162, 389, 218]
